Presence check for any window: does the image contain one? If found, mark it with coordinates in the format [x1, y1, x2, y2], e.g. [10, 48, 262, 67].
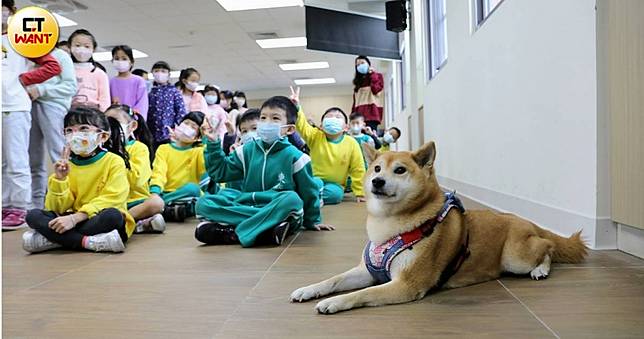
[398, 54, 405, 111]
[425, 0, 448, 80]
[474, 0, 504, 26]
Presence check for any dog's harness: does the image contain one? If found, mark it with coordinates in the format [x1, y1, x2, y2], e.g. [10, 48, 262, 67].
[364, 191, 470, 287]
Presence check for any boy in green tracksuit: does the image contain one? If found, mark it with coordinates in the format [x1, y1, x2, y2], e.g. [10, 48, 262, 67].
[195, 96, 334, 247]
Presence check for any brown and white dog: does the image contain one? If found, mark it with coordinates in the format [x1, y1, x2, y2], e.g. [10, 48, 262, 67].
[290, 141, 587, 314]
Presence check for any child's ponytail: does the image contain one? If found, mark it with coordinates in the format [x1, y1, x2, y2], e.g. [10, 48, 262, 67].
[105, 116, 131, 170]
[131, 112, 155, 163]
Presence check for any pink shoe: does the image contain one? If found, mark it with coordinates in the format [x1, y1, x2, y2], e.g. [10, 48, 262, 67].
[2, 208, 27, 231]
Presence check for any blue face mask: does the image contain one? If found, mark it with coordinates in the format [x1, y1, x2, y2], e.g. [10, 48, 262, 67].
[240, 131, 257, 144]
[257, 122, 283, 144]
[204, 95, 218, 105]
[322, 117, 345, 135]
[356, 63, 369, 74]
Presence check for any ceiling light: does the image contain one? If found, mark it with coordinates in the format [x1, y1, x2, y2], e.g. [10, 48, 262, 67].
[52, 13, 77, 27]
[279, 61, 329, 71]
[216, 0, 303, 11]
[256, 37, 307, 49]
[294, 78, 336, 85]
[92, 49, 149, 62]
[146, 71, 181, 80]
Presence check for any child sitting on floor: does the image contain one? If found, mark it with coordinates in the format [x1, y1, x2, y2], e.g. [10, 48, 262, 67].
[104, 104, 166, 233]
[23, 107, 134, 253]
[290, 87, 366, 204]
[149, 111, 209, 222]
[195, 96, 334, 247]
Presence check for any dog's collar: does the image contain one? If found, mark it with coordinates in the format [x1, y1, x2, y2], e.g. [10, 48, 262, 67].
[364, 191, 469, 285]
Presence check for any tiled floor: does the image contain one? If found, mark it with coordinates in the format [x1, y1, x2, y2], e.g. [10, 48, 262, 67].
[3, 198, 644, 338]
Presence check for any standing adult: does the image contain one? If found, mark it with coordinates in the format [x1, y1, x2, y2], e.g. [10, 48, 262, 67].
[351, 55, 384, 131]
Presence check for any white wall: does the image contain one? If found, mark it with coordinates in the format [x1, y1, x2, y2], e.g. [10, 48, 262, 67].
[404, 0, 612, 248]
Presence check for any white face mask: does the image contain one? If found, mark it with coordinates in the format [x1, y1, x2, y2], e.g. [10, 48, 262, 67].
[153, 71, 169, 84]
[233, 97, 246, 107]
[71, 46, 93, 62]
[113, 60, 131, 72]
[350, 125, 362, 135]
[185, 81, 199, 92]
[174, 123, 197, 143]
[66, 131, 103, 156]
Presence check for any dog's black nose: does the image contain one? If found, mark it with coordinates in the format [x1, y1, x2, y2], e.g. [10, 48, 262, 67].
[372, 177, 386, 189]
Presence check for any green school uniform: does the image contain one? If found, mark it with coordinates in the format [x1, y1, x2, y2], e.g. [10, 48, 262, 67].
[195, 137, 322, 247]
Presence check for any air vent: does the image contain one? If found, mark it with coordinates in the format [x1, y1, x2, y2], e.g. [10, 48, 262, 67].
[250, 32, 280, 39]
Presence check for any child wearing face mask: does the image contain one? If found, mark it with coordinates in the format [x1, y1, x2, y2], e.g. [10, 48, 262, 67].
[3, 0, 64, 230]
[22, 107, 135, 253]
[149, 111, 209, 222]
[348, 112, 375, 153]
[219, 90, 240, 129]
[147, 61, 187, 147]
[109, 45, 149, 119]
[195, 96, 333, 247]
[232, 91, 248, 114]
[68, 29, 111, 111]
[290, 87, 366, 205]
[147, 61, 187, 149]
[176, 68, 208, 114]
[104, 105, 165, 233]
[379, 127, 401, 152]
[202, 85, 228, 141]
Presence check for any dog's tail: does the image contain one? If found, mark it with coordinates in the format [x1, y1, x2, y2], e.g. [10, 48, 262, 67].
[536, 227, 588, 263]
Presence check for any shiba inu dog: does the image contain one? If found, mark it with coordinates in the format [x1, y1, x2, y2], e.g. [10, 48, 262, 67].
[290, 141, 587, 314]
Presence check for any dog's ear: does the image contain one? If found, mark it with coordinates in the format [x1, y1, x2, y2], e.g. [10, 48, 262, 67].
[412, 141, 436, 169]
[362, 142, 379, 165]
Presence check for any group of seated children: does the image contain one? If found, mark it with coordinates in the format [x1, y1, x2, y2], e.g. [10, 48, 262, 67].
[22, 89, 400, 253]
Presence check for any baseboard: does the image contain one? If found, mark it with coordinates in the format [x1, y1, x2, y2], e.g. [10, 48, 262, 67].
[617, 224, 644, 259]
[438, 175, 617, 249]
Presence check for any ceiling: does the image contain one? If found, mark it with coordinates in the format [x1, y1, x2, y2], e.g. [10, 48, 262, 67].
[18, 0, 389, 98]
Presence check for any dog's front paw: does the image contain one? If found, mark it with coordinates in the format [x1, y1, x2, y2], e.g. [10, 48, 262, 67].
[290, 286, 320, 302]
[315, 296, 351, 314]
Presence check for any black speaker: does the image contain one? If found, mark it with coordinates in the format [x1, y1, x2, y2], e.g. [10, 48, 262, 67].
[386, 0, 407, 33]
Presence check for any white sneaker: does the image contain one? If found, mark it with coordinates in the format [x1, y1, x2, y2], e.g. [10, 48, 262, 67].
[22, 230, 61, 253]
[149, 214, 166, 232]
[134, 214, 166, 233]
[86, 230, 125, 253]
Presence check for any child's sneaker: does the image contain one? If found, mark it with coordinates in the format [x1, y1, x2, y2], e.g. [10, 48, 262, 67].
[272, 221, 290, 246]
[22, 230, 61, 253]
[85, 230, 125, 253]
[163, 204, 187, 222]
[134, 214, 166, 233]
[195, 221, 238, 245]
[3, 208, 27, 231]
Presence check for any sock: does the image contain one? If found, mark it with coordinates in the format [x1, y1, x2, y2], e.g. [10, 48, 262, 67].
[82, 235, 96, 250]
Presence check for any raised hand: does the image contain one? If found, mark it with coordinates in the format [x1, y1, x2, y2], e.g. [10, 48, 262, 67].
[289, 86, 301, 105]
[200, 119, 218, 142]
[54, 145, 71, 180]
[224, 120, 235, 135]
